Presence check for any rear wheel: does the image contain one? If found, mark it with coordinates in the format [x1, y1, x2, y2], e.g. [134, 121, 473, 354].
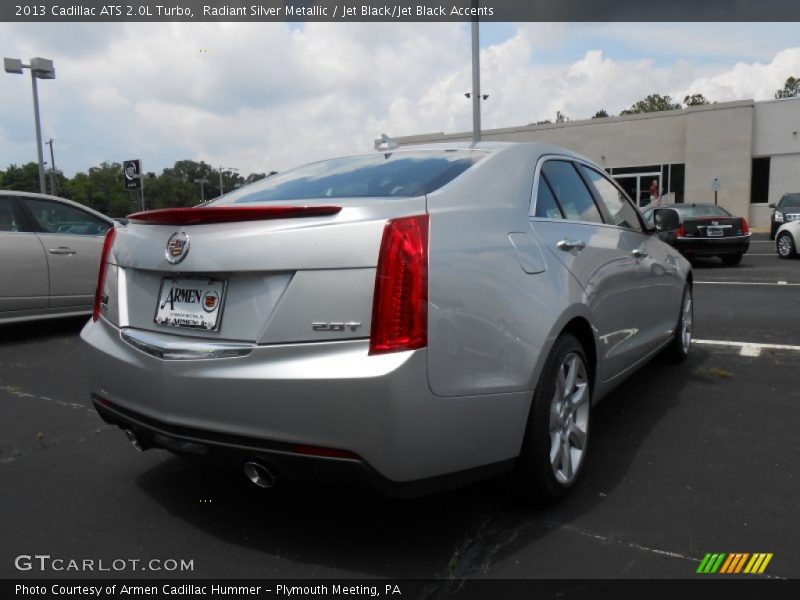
[777, 232, 797, 259]
[721, 253, 742, 266]
[662, 285, 692, 364]
[516, 333, 591, 505]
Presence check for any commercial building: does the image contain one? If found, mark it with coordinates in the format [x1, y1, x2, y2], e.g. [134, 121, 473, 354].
[387, 97, 800, 228]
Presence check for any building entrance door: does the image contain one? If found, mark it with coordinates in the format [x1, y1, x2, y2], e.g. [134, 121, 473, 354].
[613, 172, 661, 206]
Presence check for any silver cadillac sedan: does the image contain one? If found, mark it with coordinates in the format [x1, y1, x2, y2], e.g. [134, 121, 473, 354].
[82, 142, 692, 502]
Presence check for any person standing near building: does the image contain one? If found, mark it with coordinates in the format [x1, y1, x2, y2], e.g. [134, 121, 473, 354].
[649, 179, 662, 206]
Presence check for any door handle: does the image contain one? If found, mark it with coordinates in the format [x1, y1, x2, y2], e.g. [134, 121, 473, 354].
[49, 247, 76, 255]
[557, 239, 585, 251]
[632, 248, 648, 259]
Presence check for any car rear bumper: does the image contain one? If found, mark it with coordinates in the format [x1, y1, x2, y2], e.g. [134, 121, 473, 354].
[81, 317, 529, 491]
[674, 235, 750, 257]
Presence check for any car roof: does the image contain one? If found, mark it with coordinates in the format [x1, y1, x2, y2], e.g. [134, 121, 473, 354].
[0, 189, 114, 224]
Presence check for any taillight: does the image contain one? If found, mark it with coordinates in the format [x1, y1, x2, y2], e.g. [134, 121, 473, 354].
[741, 218, 750, 236]
[676, 224, 686, 237]
[92, 227, 117, 322]
[369, 214, 429, 355]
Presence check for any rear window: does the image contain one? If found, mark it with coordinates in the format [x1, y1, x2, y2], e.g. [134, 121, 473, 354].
[211, 151, 485, 205]
[674, 205, 731, 218]
[779, 194, 800, 208]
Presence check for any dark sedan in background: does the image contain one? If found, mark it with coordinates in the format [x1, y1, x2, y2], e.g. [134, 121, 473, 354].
[644, 203, 750, 266]
[770, 193, 800, 239]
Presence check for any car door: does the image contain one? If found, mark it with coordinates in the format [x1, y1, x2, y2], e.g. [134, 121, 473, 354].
[21, 197, 111, 309]
[578, 165, 683, 357]
[529, 158, 641, 381]
[0, 195, 50, 315]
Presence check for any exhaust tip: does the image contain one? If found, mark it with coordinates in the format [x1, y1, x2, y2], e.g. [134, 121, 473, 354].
[243, 461, 276, 489]
[123, 428, 144, 452]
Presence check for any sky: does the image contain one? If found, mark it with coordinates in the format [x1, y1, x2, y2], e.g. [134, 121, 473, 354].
[1, 21, 799, 178]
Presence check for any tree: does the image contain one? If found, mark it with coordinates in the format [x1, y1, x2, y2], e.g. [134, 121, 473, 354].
[775, 76, 800, 99]
[592, 109, 610, 119]
[555, 110, 570, 123]
[683, 93, 711, 107]
[64, 162, 130, 217]
[620, 94, 682, 115]
[0, 162, 41, 192]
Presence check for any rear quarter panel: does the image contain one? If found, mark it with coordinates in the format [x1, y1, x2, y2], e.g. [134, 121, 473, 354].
[426, 146, 585, 399]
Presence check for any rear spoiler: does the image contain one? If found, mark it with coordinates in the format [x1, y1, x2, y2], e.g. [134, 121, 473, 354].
[126, 206, 341, 226]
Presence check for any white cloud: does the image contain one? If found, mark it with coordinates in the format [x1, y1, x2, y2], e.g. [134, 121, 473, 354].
[1, 22, 799, 181]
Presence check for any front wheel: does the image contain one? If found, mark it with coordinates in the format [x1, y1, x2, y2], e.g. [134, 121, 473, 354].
[721, 253, 743, 266]
[516, 333, 591, 505]
[662, 285, 692, 363]
[777, 232, 797, 259]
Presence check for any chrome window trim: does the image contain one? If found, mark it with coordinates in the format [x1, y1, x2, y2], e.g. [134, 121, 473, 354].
[530, 154, 650, 235]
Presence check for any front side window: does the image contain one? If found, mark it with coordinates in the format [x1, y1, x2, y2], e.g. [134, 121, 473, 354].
[580, 166, 643, 232]
[211, 151, 485, 204]
[25, 199, 110, 236]
[540, 160, 603, 224]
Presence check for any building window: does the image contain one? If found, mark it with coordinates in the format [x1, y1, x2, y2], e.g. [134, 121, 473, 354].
[608, 163, 685, 206]
[750, 157, 771, 204]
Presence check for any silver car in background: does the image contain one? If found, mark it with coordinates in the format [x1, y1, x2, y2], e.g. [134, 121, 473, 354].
[0, 191, 113, 324]
[82, 143, 692, 502]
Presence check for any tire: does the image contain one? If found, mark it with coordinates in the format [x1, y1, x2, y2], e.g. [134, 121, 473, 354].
[662, 285, 693, 364]
[777, 232, 797, 259]
[516, 333, 591, 505]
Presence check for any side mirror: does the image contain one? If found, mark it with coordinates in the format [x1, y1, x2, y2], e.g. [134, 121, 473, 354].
[768, 203, 776, 208]
[653, 208, 680, 232]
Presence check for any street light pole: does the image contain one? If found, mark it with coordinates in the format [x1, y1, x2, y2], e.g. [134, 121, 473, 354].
[4, 57, 55, 195]
[30, 71, 46, 193]
[470, 0, 481, 144]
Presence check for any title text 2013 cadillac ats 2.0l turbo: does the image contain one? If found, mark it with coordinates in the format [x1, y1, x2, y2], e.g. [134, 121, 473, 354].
[82, 143, 692, 502]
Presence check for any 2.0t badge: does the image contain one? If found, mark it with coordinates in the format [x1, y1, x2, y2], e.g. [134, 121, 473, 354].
[165, 231, 190, 264]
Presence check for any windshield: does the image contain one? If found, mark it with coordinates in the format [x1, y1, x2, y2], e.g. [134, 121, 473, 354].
[211, 151, 485, 205]
[779, 195, 800, 208]
[673, 205, 731, 218]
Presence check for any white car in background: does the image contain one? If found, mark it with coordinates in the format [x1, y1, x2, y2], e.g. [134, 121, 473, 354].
[775, 220, 800, 259]
[0, 190, 114, 324]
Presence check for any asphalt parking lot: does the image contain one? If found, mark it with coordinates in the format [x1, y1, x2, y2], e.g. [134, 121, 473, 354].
[1, 233, 798, 581]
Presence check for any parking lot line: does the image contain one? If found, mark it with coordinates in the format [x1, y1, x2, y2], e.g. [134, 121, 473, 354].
[694, 339, 800, 353]
[695, 280, 800, 286]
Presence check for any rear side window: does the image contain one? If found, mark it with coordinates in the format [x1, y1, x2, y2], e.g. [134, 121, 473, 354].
[580, 166, 643, 232]
[212, 151, 485, 204]
[540, 161, 603, 224]
[534, 178, 564, 219]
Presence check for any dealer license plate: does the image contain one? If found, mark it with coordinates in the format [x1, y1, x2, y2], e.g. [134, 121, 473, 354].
[706, 227, 723, 237]
[154, 277, 226, 330]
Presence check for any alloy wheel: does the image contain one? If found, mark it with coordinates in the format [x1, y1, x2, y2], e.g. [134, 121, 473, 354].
[681, 289, 693, 354]
[777, 234, 794, 257]
[548, 353, 590, 485]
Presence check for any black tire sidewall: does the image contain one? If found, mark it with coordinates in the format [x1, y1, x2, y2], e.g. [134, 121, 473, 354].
[517, 333, 591, 503]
